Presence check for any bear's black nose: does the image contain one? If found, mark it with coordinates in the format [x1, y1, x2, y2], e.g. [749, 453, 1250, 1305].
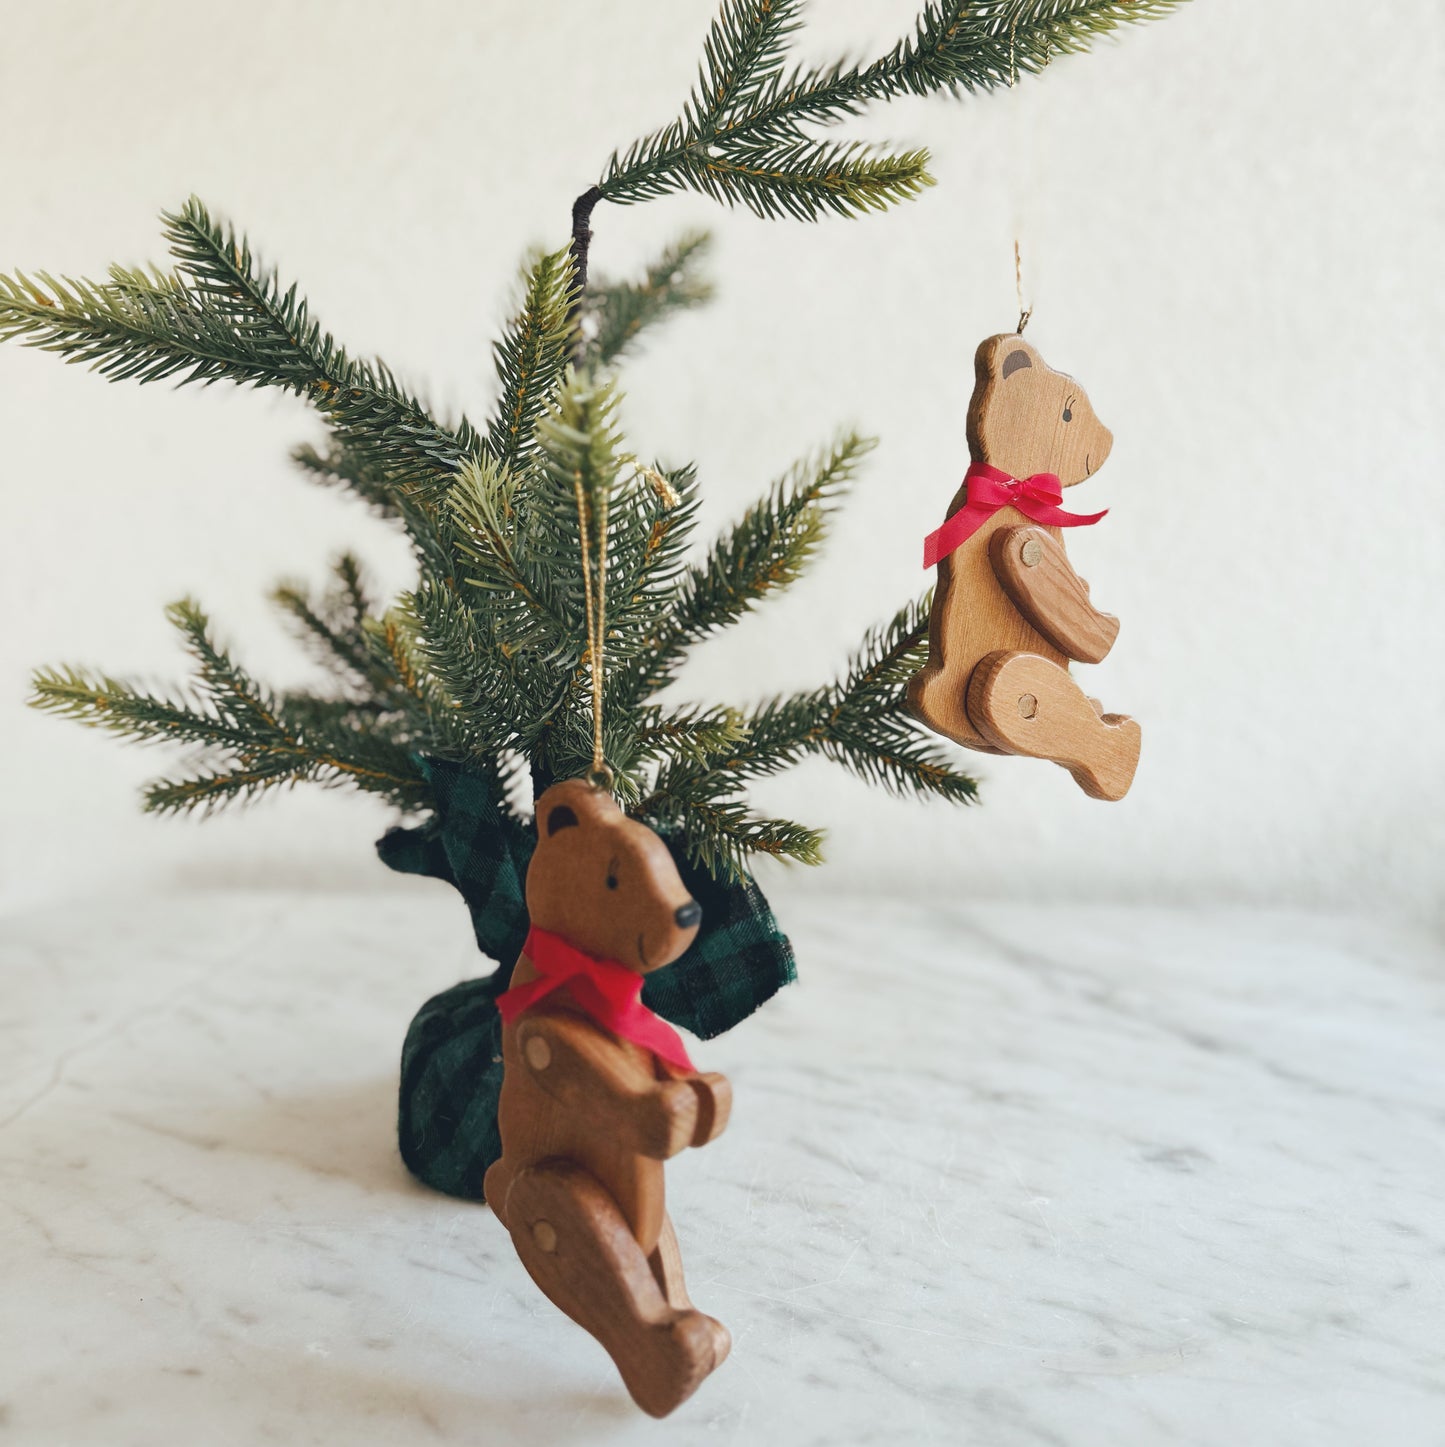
[674, 900, 702, 929]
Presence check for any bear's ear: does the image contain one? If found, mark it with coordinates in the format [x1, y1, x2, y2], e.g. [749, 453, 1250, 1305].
[976, 334, 1039, 389]
[1000, 347, 1033, 381]
[545, 804, 579, 837]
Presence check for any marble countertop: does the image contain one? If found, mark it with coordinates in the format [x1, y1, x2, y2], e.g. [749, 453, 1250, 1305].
[2, 888, 1441, 1446]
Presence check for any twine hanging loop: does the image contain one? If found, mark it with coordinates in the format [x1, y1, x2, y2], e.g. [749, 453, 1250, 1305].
[1014, 239, 1032, 335]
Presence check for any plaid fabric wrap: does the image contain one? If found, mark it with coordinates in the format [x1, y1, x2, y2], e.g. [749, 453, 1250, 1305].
[379, 757, 796, 1202]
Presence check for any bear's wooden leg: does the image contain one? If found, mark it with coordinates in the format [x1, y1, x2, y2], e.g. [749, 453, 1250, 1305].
[966, 650, 1141, 801]
[650, 1212, 731, 1369]
[500, 1159, 724, 1418]
[907, 666, 1009, 754]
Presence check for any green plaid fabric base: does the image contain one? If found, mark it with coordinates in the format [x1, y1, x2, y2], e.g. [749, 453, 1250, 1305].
[378, 757, 796, 1202]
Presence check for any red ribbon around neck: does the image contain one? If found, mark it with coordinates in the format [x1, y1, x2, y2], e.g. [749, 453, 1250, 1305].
[922, 462, 1107, 569]
[497, 926, 696, 1071]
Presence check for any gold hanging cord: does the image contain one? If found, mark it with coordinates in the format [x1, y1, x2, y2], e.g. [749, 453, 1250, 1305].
[573, 473, 613, 791]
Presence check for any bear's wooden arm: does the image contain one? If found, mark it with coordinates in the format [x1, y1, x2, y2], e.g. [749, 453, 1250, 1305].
[988, 526, 1120, 664]
[657, 1060, 732, 1148]
[515, 1013, 727, 1159]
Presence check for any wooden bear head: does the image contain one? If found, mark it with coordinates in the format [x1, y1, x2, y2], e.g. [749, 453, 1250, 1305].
[967, 335, 1113, 488]
[526, 779, 702, 974]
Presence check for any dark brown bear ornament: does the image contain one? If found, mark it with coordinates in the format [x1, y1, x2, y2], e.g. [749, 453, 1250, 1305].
[484, 778, 732, 1417]
[909, 335, 1142, 800]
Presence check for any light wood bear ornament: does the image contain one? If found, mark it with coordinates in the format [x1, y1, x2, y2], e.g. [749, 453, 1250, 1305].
[909, 334, 1142, 800]
[484, 779, 732, 1417]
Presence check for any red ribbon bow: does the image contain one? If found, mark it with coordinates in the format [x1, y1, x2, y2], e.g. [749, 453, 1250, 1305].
[922, 462, 1107, 569]
[497, 926, 695, 1071]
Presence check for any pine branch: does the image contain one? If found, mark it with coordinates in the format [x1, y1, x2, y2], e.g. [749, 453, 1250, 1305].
[532, 368, 623, 636]
[291, 441, 402, 519]
[334, 553, 371, 626]
[581, 232, 714, 368]
[361, 611, 471, 755]
[487, 249, 576, 473]
[881, 0, 1194, 97]
[832, 592, 936, 712]
[453, 370, 683, 689]
[162, 200, 481, 487]
[602, 123, 932, 222]
[406, 577, 561, 753]
[447, 452, 579, 663]
[685, 139, 934, 221]
[272, 582, 370, 681]
[530, 461, 700, 789]
[271, 553, 386, 694]
[688, 0, 804, 134]
[30, 665, 271, 753]
[600, 461, 701, 663]
[0, 264, 251, 384]
[266, 557, 484, 765]
[31, 599, 429, 816]
[618, 432, 871, 706]
[521, 373, 681, 785]
[0, 200, 483, 513]
[597, 0, 1187, 218]
[168, 597, 286, 736]
[636, 704, 748, 766]
[822, 721, 978, 803]
[542, 698, 749, 811]
[450, 372, 706, 795]
[695, 594, 979, 804]
[724, 686, 829, 777]
[144, 760, 312, 816]
[290, 440, 458, 584]
[639, 763, 825, 881]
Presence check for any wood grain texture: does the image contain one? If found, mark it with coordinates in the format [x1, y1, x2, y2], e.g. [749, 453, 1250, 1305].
[967, 650, 1141, 802]
[501, 1159, 725, 1418]
[484, 779, 729, 1417]
[989, 525, 1119, 664]
[908, 334, 1141, 800]
[910, 504, 1070, 751]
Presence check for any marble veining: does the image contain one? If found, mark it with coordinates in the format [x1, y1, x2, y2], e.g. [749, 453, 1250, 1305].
[1, 889, 1441, 1446]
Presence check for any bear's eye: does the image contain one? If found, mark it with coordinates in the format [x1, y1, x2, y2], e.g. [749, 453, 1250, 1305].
[605, 858, 619, 891]
[1062, 407, 1073, 423]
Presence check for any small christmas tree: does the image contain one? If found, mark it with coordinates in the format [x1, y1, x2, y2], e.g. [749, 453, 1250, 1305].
[1, 1, 1185, 1194]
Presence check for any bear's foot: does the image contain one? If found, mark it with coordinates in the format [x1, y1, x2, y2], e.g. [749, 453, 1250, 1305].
[501, 1159, 725, 1417]
[966, 650, 1141, 801]
[650, 1212, 731, 1369]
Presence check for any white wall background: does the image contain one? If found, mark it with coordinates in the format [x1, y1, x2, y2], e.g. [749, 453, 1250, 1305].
[1, 0, 1441, 929]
